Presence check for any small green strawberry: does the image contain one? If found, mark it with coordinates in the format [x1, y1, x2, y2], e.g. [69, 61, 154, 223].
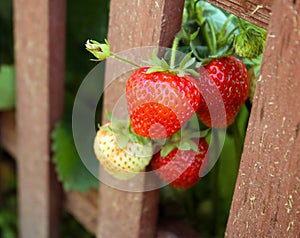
[94, 122, 153, 180]
[234, 20, 266, 58]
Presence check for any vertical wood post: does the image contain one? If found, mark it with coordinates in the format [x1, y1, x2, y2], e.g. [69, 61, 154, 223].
[14, 0, 66, 237]
[226, 0, 300, 237]
[97, 1, 184, 238]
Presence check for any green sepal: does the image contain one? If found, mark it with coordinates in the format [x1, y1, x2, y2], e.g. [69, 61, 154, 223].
[160, 143, 177, 157]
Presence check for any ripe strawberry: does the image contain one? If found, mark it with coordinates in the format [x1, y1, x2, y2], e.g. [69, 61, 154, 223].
[197, 56, 249, 128]
[126, 67, 201, 140]
[151, 138, 209, 189]
[94, 123, 153, 180]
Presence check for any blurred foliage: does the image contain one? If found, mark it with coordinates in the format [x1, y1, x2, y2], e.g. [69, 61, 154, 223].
[52, 0, 109, 192]
[0, 0, 15, 110]
[0, 0, 13, 65]
[0, 65, 15, 110]
[60, 212, 95, 238]
[0, 153, 17, 238]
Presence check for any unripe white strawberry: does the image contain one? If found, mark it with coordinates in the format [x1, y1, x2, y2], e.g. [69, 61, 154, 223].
[94, 123, 153, 180]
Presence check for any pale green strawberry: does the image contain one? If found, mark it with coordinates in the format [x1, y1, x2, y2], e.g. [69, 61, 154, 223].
[94, 123, 153, 180]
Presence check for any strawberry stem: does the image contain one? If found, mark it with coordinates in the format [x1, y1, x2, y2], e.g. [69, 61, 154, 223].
[110, 53, 141, 68]
[206, 19, 217, 55]
[170, 35, 180, 68]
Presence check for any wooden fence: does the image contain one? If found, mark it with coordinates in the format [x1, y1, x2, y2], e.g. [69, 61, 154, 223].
[0, 0, 299, 237]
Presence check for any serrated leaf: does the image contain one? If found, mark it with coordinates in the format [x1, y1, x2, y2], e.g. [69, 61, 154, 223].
[52, 120, 99, 192]
[0, 65, 15, 110]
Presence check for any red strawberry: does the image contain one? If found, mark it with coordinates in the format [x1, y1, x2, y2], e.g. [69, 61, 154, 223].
[151, 138, 209, 189]
[126, 67, 201, 140]
[197, 56, 249, 128]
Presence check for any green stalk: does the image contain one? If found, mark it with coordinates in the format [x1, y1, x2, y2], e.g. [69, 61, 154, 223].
[206, 19, 217, 55]
[110, 53, 141, 68]
[217, 25, 239, 46]
[237, 17, 246, 32]
[219, 14, 235, 38]
[170, 35, 180, 68]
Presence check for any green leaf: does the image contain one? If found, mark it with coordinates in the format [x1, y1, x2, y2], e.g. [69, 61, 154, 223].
[0, 65, 15, 110]
[52, 119, 99, 192]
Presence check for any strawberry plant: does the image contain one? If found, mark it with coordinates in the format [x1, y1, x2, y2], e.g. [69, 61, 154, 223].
[52, 0, 267, 237]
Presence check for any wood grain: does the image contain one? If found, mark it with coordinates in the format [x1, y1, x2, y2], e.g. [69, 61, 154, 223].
[98, 0, 185, 238]
[226, 0, 300, 236]
[205, 0, 274, 29]
[13, 0, 66, 237]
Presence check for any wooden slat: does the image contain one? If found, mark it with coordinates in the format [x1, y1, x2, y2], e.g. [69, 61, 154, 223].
[64, 189, 98, 234]
[13, 0, 66, 237]
[98, 0, 185, 238]
[205, 0, 273, 29]
[226, 0, 300, 237]
[0, 111, 16, 159]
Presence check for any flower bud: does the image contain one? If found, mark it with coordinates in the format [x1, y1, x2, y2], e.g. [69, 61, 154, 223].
[85, 39, 111, 61]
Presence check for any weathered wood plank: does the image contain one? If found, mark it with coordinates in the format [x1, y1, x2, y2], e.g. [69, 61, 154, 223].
[0, 111, 16, 159]
[64, 189, 98, 234]
[205, 0, 273, 29]
[13, 0, 66, 237]
[226, 0, 300, 237]
[98, 0, 185, 238]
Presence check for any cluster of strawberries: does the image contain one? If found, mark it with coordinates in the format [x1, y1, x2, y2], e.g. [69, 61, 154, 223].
[88, 39, 249, 189]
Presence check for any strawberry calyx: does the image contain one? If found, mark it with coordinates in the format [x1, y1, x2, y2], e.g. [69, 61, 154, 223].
[158, 115, 210, 157]
[145, 48, 200, 78]
[102, 111, 151, 149]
